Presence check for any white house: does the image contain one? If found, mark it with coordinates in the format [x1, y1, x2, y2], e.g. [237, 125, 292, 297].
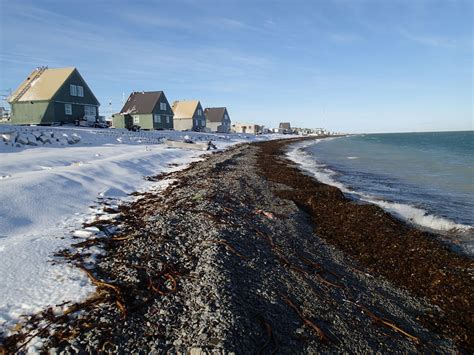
[204, 107, 231, 133]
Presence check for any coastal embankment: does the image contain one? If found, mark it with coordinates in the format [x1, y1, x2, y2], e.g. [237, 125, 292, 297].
[2, 138, 472, 353]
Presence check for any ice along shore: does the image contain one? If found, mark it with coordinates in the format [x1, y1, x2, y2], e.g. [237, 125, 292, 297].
[2, 137, 472, 353]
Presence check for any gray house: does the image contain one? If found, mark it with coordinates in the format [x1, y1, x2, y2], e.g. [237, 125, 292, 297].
[114, 91, 174, 130]
[8, 66, 100, 125]
[204, 107, 231, 133]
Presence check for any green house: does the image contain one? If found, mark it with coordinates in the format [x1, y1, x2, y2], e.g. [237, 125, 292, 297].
[115, 91, 174, 130]
[8, 66, 100, 125]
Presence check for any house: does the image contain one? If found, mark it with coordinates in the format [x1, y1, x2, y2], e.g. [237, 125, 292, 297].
[204, 107, 231, 133]
[278, 122, 292, 134]
[0, 107, 8, 119]
[8, 66, 100, 125]
[231, 123, 263, 135]
[172, 100, 206, 131]
[0, 107, 9, 123]
[114, 91, 174, 130]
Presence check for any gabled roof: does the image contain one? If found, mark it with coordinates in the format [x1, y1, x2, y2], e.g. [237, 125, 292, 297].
[205, 107, 228, 123]
[9, 67, 76, 102]
[120, 91, 164, 114]
[172, 100, 200, 119]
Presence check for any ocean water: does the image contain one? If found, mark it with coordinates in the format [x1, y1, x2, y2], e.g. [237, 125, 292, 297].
[287, 131, 474, 254]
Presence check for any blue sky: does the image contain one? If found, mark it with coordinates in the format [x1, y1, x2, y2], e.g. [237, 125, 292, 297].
[0, 0, 472, 133]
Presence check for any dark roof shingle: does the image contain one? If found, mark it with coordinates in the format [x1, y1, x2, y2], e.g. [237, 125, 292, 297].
[120, 91, 163, 114]
[205, 107, 227, 123]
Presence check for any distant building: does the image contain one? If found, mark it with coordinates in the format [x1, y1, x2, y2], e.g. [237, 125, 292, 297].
[204, 107, 231, 133]
[315, 128, 329, 136]
[0, 107, 7, 118]
[231, 123, 263, 135]
[8, 67, 100, 125]
[293, 127, 312, 135]
[172, 100, 206, 131]
[114, 91, 174, 130]
[278, 122, 291, 134]
[291, 127, 329, 136]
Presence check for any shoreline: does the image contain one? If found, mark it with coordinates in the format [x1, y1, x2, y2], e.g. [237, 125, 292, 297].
[285, 138, 474, 256]
[257, 137, 473, 351]
[2, 138, 472, 353]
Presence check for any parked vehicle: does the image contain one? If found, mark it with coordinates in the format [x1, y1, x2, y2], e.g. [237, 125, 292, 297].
[128, 125, 141, 132]
[75, 115, 108, 128]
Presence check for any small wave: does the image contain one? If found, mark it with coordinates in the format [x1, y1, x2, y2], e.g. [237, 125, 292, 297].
[286, 141, 347, 191]
[286, 140, 472, 235]
[347, 156, 358, 160]
[367, 198, 471, 232]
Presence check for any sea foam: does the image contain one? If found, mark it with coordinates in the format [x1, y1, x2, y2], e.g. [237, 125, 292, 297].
[286, 140, 473, 236]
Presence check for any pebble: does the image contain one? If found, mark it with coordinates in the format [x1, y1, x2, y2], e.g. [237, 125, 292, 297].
[16, 143, 461, 354]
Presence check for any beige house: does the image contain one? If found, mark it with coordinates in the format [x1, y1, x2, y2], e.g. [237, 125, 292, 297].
[204, 107, 231, 133]
[172, 100, 206, 131]
[231, 122, 262, 134]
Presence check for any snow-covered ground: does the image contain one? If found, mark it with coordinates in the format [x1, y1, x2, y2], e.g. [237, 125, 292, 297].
[0, 125, 286, 334]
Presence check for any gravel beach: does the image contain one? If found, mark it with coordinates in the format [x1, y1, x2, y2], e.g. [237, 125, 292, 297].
[2, 138, 472, 354]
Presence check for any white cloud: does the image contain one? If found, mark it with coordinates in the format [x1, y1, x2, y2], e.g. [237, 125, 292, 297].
[399, 29, 465, 48]
[1, 2, 271, 77]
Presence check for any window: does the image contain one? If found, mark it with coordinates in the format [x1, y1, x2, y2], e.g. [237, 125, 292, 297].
[85, 106, 96, 117]
[197, 109, 202, 116]
[70, 84, 77, 96]
[194, 119, 198, 126]
[166, 116, 170, 124]
[77, 86, 84, 97]
[65, 103, 72, 115]
[160, 102, 167, 110]
[154, 114, 161, 123]
[133, 115, 140, 124]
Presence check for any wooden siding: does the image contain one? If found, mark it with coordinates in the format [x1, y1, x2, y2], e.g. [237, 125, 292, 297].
[112, 113, 134, 129]
[192, 102, 206, 131]
[152, 113, 174, 130]
[152, 92, 174, 130]
[173, 118, 194, 131]
[10, 101, 53, 125]
[131, 114, 153, 130]
[53, 69, 99, 107]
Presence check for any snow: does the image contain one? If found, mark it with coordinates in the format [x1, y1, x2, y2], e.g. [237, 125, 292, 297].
[0, 124, 289, 334]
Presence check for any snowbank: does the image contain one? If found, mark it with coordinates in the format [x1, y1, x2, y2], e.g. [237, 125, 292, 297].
[0, 125, 289, 333]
